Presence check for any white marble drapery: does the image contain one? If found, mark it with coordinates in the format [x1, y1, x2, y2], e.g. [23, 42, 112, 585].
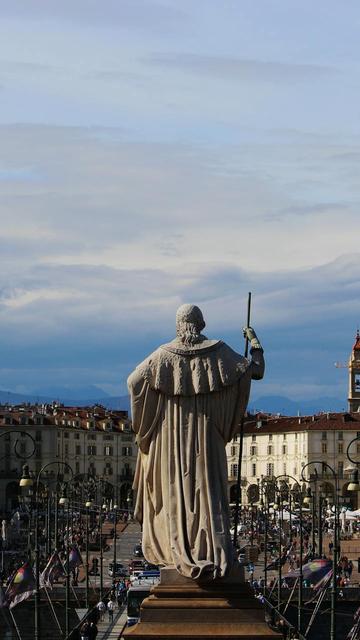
[128, 339, 262, 581]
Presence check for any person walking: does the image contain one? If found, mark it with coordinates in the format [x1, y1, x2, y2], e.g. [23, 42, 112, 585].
[96, 599, 106, 622]
[80, 621, 90, 640]
[88, 621, 98, 640]
[107, 598, 116, 623]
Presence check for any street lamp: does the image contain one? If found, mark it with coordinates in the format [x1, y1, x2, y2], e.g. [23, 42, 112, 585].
[85, 497, 92, 609]
[112, 500, 119, 588]
[59, 486, 71, 640]
[302, 461, 339, 640]
[274, 474, 304, 636]
[19, 460, 73, 640]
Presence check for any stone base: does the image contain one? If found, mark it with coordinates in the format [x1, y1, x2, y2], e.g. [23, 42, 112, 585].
[123, 568, 280, 639]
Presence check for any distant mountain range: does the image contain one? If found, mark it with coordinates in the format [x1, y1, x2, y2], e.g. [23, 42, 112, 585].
[0, 387, 131, 413]
[0, 388, 346, 416]
[248, 395, 346, 416]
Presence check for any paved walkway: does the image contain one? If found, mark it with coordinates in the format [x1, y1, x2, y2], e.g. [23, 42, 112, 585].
[96, 603, 128, 640]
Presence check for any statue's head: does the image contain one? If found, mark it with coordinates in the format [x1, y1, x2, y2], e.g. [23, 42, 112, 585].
[176, 304, 206, 346]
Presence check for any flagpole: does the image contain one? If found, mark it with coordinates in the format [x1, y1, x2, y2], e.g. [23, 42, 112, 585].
[9, 609, 22, 640]
[65, 499, 70, 639]
[44, 586, 63, 635]
[35, 501, 40, 640]
[232, 292, 252, 549]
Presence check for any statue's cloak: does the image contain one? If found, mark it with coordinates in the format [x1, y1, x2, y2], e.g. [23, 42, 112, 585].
[127, 338, 252, 581]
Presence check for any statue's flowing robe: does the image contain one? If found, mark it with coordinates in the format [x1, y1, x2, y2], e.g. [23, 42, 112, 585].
[127, 339, 254, 581]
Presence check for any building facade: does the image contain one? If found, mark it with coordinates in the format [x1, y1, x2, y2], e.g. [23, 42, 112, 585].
[227, 331, 360, 508]
[226, 412, 360, 508]
[0, 404, 137, 513]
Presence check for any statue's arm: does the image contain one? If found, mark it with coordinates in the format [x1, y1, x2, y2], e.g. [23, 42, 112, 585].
[243, 326, 265, 380]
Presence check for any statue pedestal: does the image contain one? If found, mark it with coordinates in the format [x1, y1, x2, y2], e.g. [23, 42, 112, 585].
[123, 568, 280, 639]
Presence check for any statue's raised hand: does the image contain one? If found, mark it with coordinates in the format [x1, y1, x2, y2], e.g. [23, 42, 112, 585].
[243, 326, 263, 351]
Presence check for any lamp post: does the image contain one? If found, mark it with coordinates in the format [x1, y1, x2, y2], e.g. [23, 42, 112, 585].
[274, 474, 304, 636]
[112, 499, 119, 588]
[346, 435, 360, 501]
[99, 497, 107, 601]
[302, 461, 339, 640]
[85, 497, 92, 609]
[19, 461, 73, 640]
[59, 486, 71, 639]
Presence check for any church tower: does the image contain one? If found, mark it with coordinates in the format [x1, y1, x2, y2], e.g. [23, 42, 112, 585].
[349, 330, 360, 412]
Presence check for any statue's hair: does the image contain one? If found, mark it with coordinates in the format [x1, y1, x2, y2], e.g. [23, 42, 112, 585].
[176, 304, 206, 346]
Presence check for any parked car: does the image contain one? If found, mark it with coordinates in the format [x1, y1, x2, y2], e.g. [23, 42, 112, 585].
[108, 562, 127, 578]
[128, 559, 146, 574]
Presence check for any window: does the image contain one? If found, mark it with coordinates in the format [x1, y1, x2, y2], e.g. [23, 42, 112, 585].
[322, 432, 327, 440]
[269, 434, 273, 441]
[250, 445, 257, 456]
[20, 416, 27, 425]
[295, 444, 298, 455]
[64, 432, 69, 439]
[104, 462, 113, 476]
[282, 445, 287, 455]
[231, 446, 236, 456]
[103, 435, 114, 441]
[322, 443, 327, 454]
[64, 444, 69, 456]
[283, 463, 287, 475]
[338, 461, 344, 478]
[267, 445, 273, 455]
[75, 462, 80, 474]
[104, 446, 113, 456]
[338, 432, 343, 441]
[283, 434, 287, 441]
[295, 433, 298, 440]
[252, 463, 256, 477]
[231, 463, 238, 477]
[75, 445, 81, 455]
[122, 447, 132, 457]
[36, 417, 42, 425]
[252, 435, 256, 442]
[266, 463, 274, 477]
[74, 433, 80, 440]
[88, 445, 97, 456]
[338, 443, 343, 454]
[88, 434, 97, 441]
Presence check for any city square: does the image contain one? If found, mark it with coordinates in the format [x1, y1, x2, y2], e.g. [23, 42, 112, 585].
[1, 2, 360, 639]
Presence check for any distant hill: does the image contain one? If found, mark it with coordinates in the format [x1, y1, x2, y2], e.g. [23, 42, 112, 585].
[0, 388, 345, 417]
[249, 395, 346, 416]
[0, 388, 131, 413]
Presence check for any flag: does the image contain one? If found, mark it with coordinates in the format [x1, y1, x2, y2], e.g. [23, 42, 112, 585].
[40, 552, 66, 589]
[312, 568, 333, 591]
[286, 558, 332, 581]
[4, 562, 36, 609]
[68, 546, 83, 571]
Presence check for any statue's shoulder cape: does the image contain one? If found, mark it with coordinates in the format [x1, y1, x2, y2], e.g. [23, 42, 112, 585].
[135, 339, 250, 396]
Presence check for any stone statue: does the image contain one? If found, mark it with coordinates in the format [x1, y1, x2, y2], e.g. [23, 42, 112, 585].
[127, 303, 264, 582]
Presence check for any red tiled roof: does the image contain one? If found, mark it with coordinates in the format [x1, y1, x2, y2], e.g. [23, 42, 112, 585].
[243, 411, 360, 434]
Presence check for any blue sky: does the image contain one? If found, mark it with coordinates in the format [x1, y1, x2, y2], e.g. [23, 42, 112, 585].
[0, 0, 360, 405]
